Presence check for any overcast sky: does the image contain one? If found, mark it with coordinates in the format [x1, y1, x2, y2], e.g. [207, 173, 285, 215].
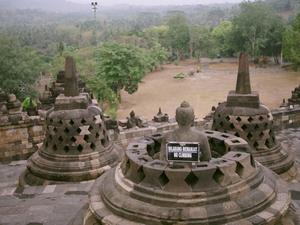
[68, 0, 243, 6]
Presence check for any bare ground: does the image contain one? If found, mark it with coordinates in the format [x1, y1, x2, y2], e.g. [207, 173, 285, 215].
[117, 60, 300, 120]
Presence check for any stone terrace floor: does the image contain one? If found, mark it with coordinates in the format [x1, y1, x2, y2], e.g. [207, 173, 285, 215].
[0, 128, 300, 225]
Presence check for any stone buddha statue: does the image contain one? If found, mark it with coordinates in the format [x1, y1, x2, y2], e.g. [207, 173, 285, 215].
[160, 101, 212, 162]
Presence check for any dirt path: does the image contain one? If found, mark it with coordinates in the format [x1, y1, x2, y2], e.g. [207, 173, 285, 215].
[117, 60, 300, 120]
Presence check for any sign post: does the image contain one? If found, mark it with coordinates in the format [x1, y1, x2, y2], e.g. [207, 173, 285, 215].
[166, 142, 200, 163]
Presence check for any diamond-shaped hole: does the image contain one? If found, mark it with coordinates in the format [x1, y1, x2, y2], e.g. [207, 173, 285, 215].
[219, 121, 224, 127]
[247, 132, 253, 140]
[90, 143, 96, 150]
[88, 126, 93, 132]
[59, 120, 63, 125]
[234, 132, 240, 137]
[259, 132, 264, 138]
[236, 117, 242, 122]
[235, 162, 244, 177]
[241, 124, 247, 131]
[137, 167, 145, 183]
[185, 172, 199, 188]
[84, 135, 89, 142]
[64, 146, 69, 152]
[64, 128, 70, 133]
[77, 144, 83, 152]
[69, 120, 75, 126]
[259, 116, 264, 121]
[254, 124, 259, 130]
[53, 144, 57, 151]
[48, 134, 53, 140]
[95, 133, 100, 138]
[213, 168, 224, 184]
[45, 142, 48, 147]
[53, 127, 58, 133]
[253, 141, 259, 148]
[248, 117, 254, 123]
[77, 128, 82, 134]
[58, 136, 63, 142]
[158, 171, 169, 187]
[230, 123, 235, 129]
[225, 116, 230, 121]
[71, 137, 76, 143]
[101, 139, 106, 146]
[265, 139, 271, 148]
[50, 118, 53, 123]
[81, 119, 87, 124]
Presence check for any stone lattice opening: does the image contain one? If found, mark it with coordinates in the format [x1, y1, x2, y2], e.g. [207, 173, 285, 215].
[158, 171, 169, 187]
[64, 146, 70, 152]
[53, 144, 57, 151]
[137, 167, 145, 183]
[213, 168, 224, 184]
[185, 171, 199, 188]
[236, 117, 242, 122]
[90, 143, 96, 150]
[235, 162, 244, 177]
[58, 136, 63, 142]
[70, 137, 76, 142]
[247, 133, 253, 140]
[76, 128, 82, 134]
[69, 120, 75, 126]
[241, 124, 247, 131]
[84, 135, 89, 142]
[77, 144, 83, 152]
[248, 117, 254, 123]
[64, 128, 70, 134]
[81, 119, 87, 124]
[88, 126, 93, 132]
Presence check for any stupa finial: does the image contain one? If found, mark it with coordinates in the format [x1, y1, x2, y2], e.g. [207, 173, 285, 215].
[236, 53, 251, 94]
[64, 56, 79, 97]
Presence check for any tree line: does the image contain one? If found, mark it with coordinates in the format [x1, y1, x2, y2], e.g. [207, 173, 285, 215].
[0, 0, 299, 116]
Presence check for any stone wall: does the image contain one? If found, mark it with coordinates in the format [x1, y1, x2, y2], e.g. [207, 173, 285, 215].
[0, 116, 45, 162]
[272, 106, 300, 130]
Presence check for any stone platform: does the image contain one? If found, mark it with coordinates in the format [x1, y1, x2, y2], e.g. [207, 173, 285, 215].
[0, 128, 300, 225]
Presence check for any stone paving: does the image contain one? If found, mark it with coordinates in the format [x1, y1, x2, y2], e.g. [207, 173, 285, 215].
[0, 128, 300, 225]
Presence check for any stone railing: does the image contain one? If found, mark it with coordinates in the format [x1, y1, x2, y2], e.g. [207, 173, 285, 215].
[272, 105, 300, 130]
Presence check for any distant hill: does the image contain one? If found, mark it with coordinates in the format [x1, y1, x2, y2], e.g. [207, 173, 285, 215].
[0, 0, 89, 13]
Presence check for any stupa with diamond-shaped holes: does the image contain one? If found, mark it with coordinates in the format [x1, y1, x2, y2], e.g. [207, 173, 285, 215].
[212, 53, 296, 180]
[73, 102, 295, 225]
[19, 57, 121, 186]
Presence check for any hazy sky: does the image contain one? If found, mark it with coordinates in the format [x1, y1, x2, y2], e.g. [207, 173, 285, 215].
[68, 0, 243, 6]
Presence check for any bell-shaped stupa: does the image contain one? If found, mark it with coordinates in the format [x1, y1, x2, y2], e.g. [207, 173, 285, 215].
[212, 53, 296, 180]
[20, 57, 121, 185]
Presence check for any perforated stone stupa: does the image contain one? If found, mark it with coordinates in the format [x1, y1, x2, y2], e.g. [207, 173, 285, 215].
[75, 102, 294, 225]
[19, 57, 121, 185]
[212, 53, 296, 179]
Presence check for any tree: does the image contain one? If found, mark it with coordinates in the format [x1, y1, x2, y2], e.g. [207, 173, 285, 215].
[96, 43, 146, 98]
[0, 36, 45, 99]
[212, 21, 235, 57]
[166, 13, 190, 60]
[231, 1, 285, 59]
[283, 13, 300, 69]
